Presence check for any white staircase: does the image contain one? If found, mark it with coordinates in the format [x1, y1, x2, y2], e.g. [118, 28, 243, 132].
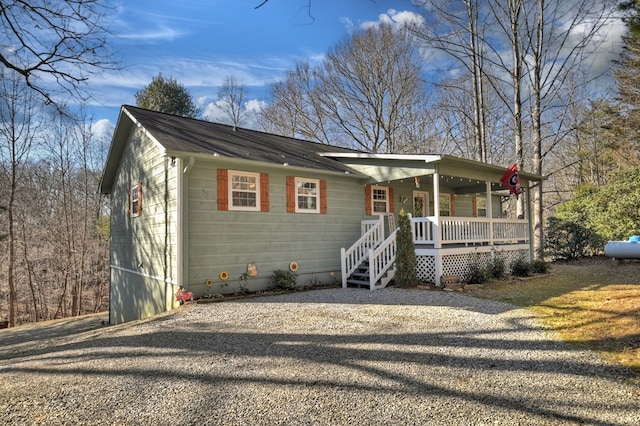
[341, 217, 397, 290]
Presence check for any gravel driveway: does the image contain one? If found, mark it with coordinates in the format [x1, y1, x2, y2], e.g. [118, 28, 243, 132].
[0, 288, 638, 425]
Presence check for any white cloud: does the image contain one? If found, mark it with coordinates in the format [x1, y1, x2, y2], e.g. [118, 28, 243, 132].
[91, 119, 115, 142]
[245, 99, 267, 113]
[360, 9, 426, 31]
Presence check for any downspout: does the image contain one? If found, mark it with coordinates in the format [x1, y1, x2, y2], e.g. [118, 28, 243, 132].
[177, 156, 194, 297]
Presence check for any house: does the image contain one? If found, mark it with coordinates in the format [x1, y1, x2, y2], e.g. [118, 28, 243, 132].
[99, 105, 543, 324]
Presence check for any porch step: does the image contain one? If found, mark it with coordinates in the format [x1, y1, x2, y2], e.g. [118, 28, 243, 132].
[345, 260, 394, 289]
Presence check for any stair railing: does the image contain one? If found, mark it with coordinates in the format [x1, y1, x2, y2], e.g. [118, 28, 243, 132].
[368, 228, 397, 290]
[341, 216, 385, 288]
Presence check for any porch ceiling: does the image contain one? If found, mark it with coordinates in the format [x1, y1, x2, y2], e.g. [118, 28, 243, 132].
[342, 162, 437, 183]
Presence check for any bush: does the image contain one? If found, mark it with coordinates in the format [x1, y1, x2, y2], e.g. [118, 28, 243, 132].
[271, 269, 297, 290]
[487, 252, 506, 280]
[544, 216, 602, 260]
[465, 254, 488, 284]
[510, 256, 531, 277]
[530, 259, 549, 274]
[395, 209, 418, 288]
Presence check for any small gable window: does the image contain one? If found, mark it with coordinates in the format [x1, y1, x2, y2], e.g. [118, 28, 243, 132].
[129, 182, 143, 217]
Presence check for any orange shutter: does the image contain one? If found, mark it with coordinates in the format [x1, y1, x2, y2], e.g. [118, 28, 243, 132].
[320, 180, 327, 214]
[137, 182, 143, 216]
[217, 169, 228, 211]
[472, 196, 477, 217]
[260, 173, 269, 212]
[450, 194, 455, 216]
[388, 187, 394, 213]
[286, 176, 295, 213]
[365, 185, 372, 215]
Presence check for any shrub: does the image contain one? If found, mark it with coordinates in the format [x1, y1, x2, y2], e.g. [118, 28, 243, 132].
[395, 209, 418, 288]
[465, 263, 488, 284]
[510, 256, 531, 277]
[531, 259, 549, 274]
[465, 254, 488, 284]
[544, 216, 602, 260]
[487, 251, 506, 280]
[271, 269, 297, 290]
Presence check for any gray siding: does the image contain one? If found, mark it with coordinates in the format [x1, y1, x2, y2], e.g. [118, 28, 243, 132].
[109, 128, 179, 324]
[185, 159, 365, 296]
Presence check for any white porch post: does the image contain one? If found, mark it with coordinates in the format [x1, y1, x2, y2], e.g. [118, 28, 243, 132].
[486, 181, 494, 246]
[526, 181, 534, 261]
[433, 169, 443, 285]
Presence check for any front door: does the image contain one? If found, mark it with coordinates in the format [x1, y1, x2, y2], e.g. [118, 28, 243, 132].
[413, 191, 430, 217]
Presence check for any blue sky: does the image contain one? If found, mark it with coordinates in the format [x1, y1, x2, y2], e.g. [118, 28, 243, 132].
[87, 0, 423, 138]
[85, 0, 626, 142]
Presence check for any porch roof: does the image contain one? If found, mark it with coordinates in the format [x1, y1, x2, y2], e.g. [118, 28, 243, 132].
[319, 152, 545, 188]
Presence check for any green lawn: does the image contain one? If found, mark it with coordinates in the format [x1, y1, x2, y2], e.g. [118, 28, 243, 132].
[467, 258, 640, 384]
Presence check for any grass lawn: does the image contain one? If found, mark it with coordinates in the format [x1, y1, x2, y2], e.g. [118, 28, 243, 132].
[467, 257, 640, 383]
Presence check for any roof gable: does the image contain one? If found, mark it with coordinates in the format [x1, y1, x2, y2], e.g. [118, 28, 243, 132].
[125, 105, 360, 172]
[99, 106, 364, 194]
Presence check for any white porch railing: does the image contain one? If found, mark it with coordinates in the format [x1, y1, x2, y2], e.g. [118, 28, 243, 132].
[341, 216, 384, 288]
[411, 216, 529, 246]
[368, 229, 397, 290]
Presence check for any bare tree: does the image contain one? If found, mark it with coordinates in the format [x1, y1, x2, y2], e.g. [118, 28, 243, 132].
[0, 0, 117, 109]
[214, 76, 247, 129]
[260, 62, 332, 141]
[262, 23, 430, 154]
[412, 0, 492, 161]
[520, 0, 617, 254]
[0, 70, 41, 327]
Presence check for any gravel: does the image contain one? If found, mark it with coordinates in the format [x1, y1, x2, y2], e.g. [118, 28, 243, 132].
[0, 287, 638, 425]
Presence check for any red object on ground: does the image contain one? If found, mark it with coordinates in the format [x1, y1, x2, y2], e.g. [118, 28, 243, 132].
[176, 288, 194, 302]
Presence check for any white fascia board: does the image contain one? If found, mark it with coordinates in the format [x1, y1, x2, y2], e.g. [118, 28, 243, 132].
[122, 107, 167, 156]
[318, 152, 443, 163]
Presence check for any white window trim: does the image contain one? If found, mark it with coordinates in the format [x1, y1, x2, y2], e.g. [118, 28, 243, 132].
[475, 196, 487, 218]
[130, 184, 140, 217]
[295, 177, 320, 214]
[439, 193, 452, 217]
[228, 170, 260, 212]
[371, 185, 389, 216]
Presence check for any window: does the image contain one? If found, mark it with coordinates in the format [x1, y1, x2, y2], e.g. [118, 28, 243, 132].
[365, 185, 394, 216]
[295, 177, 319, 213]
[229, 171, 260, 211]
[217, 169, 269, 212]
[439, 193, 452, 216]
[372, 186, 389, 215]
[129, 182, 142, 217]
[474, 196, 487, 217]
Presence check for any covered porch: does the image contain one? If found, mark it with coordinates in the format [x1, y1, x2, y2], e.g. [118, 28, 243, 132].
[330, 154, 542, 289]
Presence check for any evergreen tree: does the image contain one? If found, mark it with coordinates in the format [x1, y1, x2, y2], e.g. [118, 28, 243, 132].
[614, 0, 640, 166]
[135, 74, 199, 118]
[395, 209, 417, 288]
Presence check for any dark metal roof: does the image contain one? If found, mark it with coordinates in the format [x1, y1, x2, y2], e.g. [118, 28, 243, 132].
[124, 105, 362, 173]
